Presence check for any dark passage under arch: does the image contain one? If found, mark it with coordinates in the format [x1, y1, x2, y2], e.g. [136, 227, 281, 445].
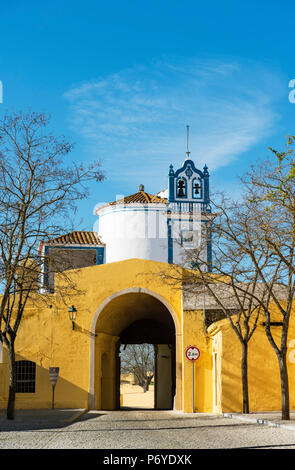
[95, 291, 177, 411]
[118, 316, 176, 410]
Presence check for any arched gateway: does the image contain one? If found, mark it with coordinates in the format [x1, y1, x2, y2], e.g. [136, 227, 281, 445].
[89, 288, 182, 411]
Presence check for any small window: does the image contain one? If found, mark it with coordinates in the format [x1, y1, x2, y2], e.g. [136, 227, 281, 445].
[181, 230, 198, 248]
[16, 360, 36, 393]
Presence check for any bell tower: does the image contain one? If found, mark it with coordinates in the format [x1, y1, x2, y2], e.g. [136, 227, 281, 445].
[168, 159, 210, 212]
[167, 126, 212, 269]
[168, 125, 210, 212]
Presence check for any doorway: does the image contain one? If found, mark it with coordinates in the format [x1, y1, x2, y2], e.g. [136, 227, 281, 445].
[91, 290, 179, 411]
[120, 343, 155, 409]
[118, 316, 175, 410]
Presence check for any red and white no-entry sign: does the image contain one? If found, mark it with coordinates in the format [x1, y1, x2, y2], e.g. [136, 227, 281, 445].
[49, 367, 59, 386]
[185, 346, 200, 362]
[185, 346, 200, 413]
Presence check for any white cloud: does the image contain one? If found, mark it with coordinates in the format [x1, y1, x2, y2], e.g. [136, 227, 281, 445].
[63, 58, 282, 190]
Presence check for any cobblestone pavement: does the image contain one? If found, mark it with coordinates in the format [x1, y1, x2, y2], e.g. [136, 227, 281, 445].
[1, 409, 295, 450]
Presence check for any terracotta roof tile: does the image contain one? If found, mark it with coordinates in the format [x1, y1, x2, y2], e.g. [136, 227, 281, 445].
[45, 231, 104, 246]
[96, 190, 167, 212]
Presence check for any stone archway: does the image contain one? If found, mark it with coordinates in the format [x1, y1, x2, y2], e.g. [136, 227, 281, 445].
[89, 288, 182, 411]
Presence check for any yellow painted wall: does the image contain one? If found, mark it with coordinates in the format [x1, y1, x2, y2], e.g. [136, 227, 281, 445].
[0, 259, 184, 410]
[208, 308, 295, 413]
[182, 310, 213, 413]
[1, 258, 295, 414]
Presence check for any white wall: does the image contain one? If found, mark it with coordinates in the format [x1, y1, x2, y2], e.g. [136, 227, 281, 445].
[97, 204, 169, 264]
[97, 203, 206, 266]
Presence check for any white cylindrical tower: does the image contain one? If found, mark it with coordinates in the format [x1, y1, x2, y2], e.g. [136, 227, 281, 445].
[95, 187, 169, 264]
[94, 152, 212, 269]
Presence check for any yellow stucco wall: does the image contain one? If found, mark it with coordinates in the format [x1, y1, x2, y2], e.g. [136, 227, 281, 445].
[182, 310, 213, 413]
[1, 258, 295, 414]
[0, 259, 184, 410]
[208, 309, 295, 413]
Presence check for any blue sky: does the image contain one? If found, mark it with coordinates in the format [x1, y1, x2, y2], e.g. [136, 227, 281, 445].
[0, 0, 294, 231]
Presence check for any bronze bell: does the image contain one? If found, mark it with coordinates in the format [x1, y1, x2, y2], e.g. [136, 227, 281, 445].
[177, 180, 185, 197]
[194, 183, 200, 195]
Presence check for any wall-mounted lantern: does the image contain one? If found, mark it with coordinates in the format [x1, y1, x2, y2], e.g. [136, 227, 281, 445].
[68, 305, 77, 330]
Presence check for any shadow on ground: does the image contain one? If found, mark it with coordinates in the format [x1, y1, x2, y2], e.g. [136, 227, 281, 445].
[0, 409, 104, 432]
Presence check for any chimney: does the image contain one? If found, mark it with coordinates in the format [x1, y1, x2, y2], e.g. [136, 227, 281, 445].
[139, 184, 144, 191]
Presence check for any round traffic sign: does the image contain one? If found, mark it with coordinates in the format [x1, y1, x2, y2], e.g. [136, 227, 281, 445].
[185, 346, 200, 362]
[49, 367, 59, 386]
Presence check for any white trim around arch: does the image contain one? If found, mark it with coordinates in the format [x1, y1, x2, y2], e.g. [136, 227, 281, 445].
[88, 287, 182, 410]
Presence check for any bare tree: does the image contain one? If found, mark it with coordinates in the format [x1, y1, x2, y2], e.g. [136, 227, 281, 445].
[183, 278, 264, 414]
[193, 193, 294, 419]
[163, 211, 268, 414]
[182, 136, 295, 420]
[237, 137, 295, 420]
[120, 344, 154, 392]
[158, 138, 295, 419]
[192, 193, 290, 414]
[0, 111, 104, 419]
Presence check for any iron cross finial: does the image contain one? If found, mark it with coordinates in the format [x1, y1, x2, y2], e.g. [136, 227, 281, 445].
[186, 125, 191, 159]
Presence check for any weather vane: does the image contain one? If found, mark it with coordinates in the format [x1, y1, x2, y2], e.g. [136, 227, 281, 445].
[186, 125, 191, 159]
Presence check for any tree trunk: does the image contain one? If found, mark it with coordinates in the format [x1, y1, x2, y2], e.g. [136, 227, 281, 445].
[7, 341, 16, 420]
[241, 342, 249, 414]
[143, 375, 153, 393]
[264, 327, 290, 420]
[278, 352, 290, 420]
